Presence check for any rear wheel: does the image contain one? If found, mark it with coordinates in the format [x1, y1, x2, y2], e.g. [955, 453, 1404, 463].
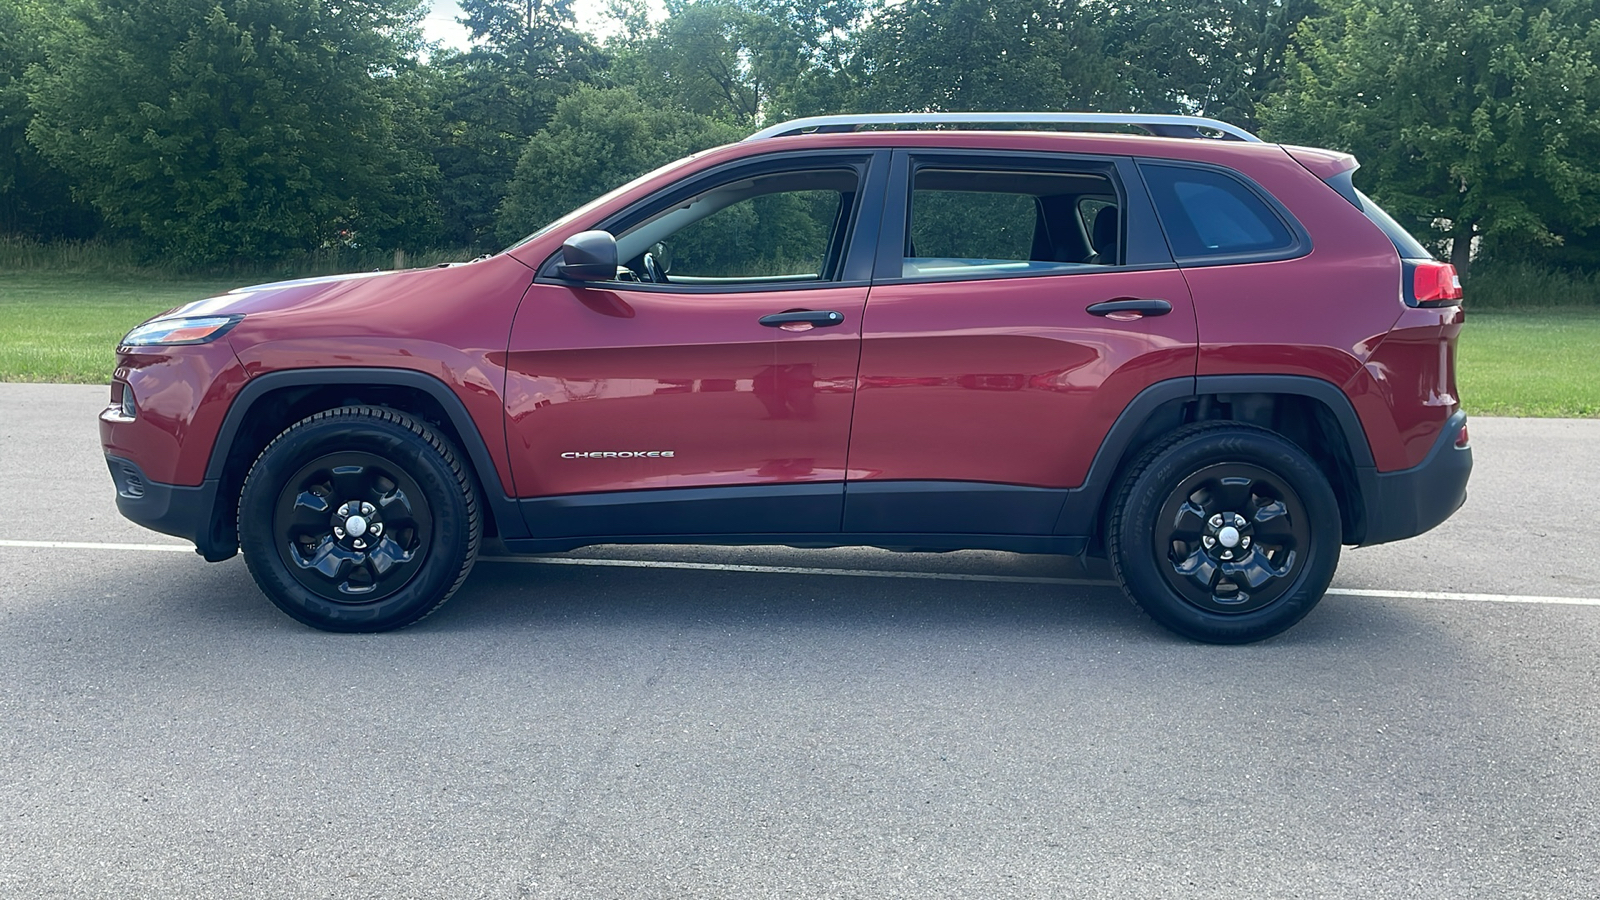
[1108, 423, 1340, 643]
[238, 406, 480, 632]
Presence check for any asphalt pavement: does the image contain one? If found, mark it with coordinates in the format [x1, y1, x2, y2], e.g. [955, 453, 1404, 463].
[2, 383, 1597, 898]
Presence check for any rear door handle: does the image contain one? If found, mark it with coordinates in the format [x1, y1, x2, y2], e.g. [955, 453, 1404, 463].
[1086, 298, 1172, 317]
[759, 309, 846, 328]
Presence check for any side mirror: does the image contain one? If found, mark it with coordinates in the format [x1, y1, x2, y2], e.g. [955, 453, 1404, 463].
[557, 230, 618, 281]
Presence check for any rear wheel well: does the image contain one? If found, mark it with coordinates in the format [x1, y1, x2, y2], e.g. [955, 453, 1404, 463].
[1094, 391, 1364, 551]
[210, 384, 499, 555]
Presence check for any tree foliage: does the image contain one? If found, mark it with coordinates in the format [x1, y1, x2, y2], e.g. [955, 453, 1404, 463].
[425, 1, 599, 245]
[495, 85, 741, 245]
[4, 0, 1599, 274]
[850, 0, 1127, 113]
[26, 0, 442, 263]
[1094, 0, 1316, 129]
[0, 0, 97, 238]
[1262, 0, 1600, 272]
[609, 0, 862, 123]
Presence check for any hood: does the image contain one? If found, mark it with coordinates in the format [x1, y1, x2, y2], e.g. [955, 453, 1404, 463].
[154, 269, 409, 322]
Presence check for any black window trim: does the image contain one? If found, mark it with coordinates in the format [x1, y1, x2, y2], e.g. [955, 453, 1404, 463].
[872, 149, 1178, 286]
[534, 149, 889, 294]
[1135, 158, 1312, 267]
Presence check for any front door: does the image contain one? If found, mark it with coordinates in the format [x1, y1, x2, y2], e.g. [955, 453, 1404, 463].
[504, 153, 884, 539]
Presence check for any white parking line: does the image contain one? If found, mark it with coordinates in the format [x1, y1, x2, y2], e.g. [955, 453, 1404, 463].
[3, 538, 1599, 607]
[1325, 587, 1600, 606]
[0, 539, 193, 553]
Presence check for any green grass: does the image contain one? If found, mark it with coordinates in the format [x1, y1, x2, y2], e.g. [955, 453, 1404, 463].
[1457, 308, 1600, 417]
[2, 270, 1598, 418]
[0, 273, 239, 383]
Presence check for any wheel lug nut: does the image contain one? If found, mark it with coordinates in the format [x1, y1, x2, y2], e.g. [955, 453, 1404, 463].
[1221, 550, 1233, 560]
[1233, 514, 1246, 527]
[1209, 514, 1223, 528]
[333, 526, 345, 538]
[1241, 536, 1251, 548]
[1202, 535, 1216, 548]
[353, 539, 365, 549]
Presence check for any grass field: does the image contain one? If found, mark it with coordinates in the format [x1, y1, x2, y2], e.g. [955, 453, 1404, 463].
[2, 272, 1597, 417]
[0, 274, 240, 383]
[1457, 309, 1600, 417]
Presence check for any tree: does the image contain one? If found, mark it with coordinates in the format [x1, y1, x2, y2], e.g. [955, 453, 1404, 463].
[26, 0, 441, 264]
[1093, 0, 1317, 129]
[426, 0, 599, 246]
[495, 86, 741, 245]
[607, 0, 864, 125]
[1262, 0, 1600, 273]
[848, 0, 1127, 113]
[0, 0, 96, 239]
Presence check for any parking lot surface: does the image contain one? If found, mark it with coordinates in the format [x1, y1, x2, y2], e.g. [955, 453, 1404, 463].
[2, 384, 1597, 898]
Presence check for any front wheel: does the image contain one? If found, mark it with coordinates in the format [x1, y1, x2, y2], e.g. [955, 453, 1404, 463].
[1108, 423, 1341, 644]
[238, 406, 481, 632]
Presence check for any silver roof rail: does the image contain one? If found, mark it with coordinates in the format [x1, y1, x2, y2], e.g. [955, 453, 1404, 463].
[745, 112, 1262, 143]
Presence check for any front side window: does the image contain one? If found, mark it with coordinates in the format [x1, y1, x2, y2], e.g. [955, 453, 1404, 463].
[903, 167, 1122, 279]
[1140, 163, 1297, 261]
[611, 168, 859, 286]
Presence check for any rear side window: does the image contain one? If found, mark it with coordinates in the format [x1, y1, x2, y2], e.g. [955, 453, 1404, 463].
[900, 166, 1122, 279]
[911, 190, 1036, 262]
[1140, 163, 1298, 262]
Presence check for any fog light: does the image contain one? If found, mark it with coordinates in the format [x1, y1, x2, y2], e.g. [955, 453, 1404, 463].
[119, 383, 137, 420]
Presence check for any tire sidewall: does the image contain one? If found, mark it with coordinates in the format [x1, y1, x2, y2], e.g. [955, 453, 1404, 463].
[239, 410, 475, 632]
[1112, 427, 1341, 644]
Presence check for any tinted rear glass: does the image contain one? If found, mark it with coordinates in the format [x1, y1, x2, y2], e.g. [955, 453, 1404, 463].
[1140, 164, 1296, 260]
[1355, 188, 1433, 260]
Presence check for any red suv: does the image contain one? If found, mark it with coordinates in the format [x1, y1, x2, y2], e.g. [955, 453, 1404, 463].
[100, 113, 1470, 643]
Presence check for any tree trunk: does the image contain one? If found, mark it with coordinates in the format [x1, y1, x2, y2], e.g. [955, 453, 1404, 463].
[1449, 219, 1475, 276]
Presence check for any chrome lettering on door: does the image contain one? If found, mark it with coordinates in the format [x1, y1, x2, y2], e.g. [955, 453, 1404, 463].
[560, 450, 677, 459]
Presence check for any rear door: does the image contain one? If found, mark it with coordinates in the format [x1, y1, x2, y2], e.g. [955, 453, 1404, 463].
[844, 150, 1197, 536]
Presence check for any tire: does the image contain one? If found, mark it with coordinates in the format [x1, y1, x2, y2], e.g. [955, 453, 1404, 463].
[237, 406, 481, 632]
[1107, 422, 1341, 644]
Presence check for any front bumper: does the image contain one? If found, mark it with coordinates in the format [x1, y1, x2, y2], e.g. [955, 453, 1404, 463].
[1355, 410, 1473, 546]
[106, 456, 236, 561]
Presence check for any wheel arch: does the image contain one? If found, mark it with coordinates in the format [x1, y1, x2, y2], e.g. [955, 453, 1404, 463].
[200, 368, 522, 561]
[1062, 375, 1376, 549]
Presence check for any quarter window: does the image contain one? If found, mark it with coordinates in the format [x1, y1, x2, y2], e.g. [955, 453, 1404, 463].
[1140, 164, 1296, 260]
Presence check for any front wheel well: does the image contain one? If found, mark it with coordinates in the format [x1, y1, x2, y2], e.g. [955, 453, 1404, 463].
[208, 382, 500, 556]
[1094, 391, 1365, 551]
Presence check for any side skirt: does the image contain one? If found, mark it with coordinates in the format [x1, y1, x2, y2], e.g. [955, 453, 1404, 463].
[501, 532, 1086, 556]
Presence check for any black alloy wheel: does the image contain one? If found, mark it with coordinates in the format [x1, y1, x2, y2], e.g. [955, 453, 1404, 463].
[238, 406, 480, 632]
[273, 451, 433, 602]
[1155, 462, 1310, 615]
[1108, 422, 1341, 644]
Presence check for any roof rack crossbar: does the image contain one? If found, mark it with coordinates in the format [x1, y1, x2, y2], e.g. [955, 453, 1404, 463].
[745, 112, 1262, 143]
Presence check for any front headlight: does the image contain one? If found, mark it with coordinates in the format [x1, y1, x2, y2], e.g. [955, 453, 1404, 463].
[120, 315, 243, 347]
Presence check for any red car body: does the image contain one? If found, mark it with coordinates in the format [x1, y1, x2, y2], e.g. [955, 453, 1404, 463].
[102, 117, 1470, 638]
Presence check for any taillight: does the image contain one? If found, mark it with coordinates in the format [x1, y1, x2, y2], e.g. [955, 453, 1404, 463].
[1414, 262, 1463, 306]
[1455, 422, 1471, 449]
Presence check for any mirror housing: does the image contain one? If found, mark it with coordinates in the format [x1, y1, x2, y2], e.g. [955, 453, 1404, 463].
[557, 230, 618, 281]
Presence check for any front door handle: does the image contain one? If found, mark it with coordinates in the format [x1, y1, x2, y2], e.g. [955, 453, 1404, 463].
[1086, 298, 1172, 317]
[759, 309, 846, 329]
